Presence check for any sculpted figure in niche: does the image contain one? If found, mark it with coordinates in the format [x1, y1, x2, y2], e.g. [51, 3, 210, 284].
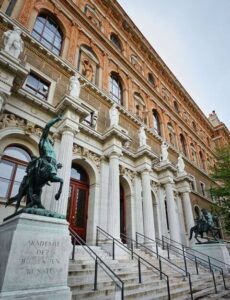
[109, 103, 119, 126]
[82, 59, 94, 82]
[69, 73, 81, 98]
[3, 26, 24, 59]
[161, 141, 169, 162]
[139, 126, 147, 147]
[177, 153, 185, 174]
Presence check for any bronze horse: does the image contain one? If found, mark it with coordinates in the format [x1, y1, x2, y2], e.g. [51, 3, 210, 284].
[5, 116, 63, 212]
[189, 212, 220, 243]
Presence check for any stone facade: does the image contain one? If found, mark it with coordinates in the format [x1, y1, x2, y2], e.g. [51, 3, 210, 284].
[0, 0, 229, 246]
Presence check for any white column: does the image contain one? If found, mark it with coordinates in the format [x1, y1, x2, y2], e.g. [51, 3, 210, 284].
[157, 186, 168, 238]
[165, 181, 181, 243]
[107, 152, 120, 239]
[134, 175, 144, 235]
[52, 128, 74, 215]
[181, 191, 194, 235]
[99, 157, 109, 230]
[141, 169, 155, 240]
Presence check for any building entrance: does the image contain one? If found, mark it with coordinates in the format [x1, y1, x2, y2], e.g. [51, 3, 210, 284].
[67, 165, 89, 241]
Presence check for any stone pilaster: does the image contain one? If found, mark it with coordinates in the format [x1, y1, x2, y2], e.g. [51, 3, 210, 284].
[164, 179, 181, 243]
[175, 175, 195, 242]
[141, 167, 156, 241]
[52, 127, 75, 216]
[107, 149, 121, 239]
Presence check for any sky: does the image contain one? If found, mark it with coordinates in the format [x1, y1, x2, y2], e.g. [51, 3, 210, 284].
[118, 0, 230, 129]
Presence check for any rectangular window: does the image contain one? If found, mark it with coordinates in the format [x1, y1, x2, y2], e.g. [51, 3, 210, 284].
[200, 182, 206, 197]
[25, 73, 50, 100]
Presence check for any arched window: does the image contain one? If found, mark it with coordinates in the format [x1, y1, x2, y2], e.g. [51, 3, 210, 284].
[109, 73, 123, 104]
[110, 33, 122, 51]
[32, 13, 63, 55]
[167, 123, 176, 147]
[152, 110, 161, 136]
[0, 146, 31, 199]
[174, 101, 180, 113]
[71, 165, 89, 184]
[199, 151, 206, 171]
[190, 143, 197, 164]
[148, 73, 155, 86]
[179, 134, 187, 156]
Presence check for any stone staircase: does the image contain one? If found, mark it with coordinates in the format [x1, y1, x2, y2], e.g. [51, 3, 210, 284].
[68, 245, 230, 300]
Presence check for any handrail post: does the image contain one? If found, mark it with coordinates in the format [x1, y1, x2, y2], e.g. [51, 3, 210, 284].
[131, 242, 134, 260]
[159, 258, 162, 280]
[167, 243, 170, 259]
[136, 232, 138, 248]
[162, 235, 165, 250]
[94, 258, 98, 291]
[183, 246, 188, 276]
[112, 239, 115, 260]
[166, 276, 171, 300]
[72, 239, 76, 260]
[138, 257, 142, 283]
[222, 270, 227, 290]
[195, 256, 199, 275]
[121, 282, 124, 300]
[96, 227, 99, 246]
[208, 257, 212, 272]
[188, 274, 193, 300]
[156, 242, 159, 258]
[212, 270, 217, 293]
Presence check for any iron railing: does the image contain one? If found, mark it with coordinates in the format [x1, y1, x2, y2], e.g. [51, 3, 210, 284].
[96, 227, 171, 300]
[121, 233, 194, 300]
[69, 228, 124, 300]
[136, 233, 228, 293]
[162, 235, 230, 271]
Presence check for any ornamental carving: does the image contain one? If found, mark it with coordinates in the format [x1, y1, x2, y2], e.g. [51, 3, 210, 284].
[120, 165, 135, 182]
[0, 113, 43, 137]
[85, 5, 101, 29]
[73, 144, 101, 169]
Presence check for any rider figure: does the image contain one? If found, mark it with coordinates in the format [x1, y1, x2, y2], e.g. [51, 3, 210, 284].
[38, 115, 63, 175]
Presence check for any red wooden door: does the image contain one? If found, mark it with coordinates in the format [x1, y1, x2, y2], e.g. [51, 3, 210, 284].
[68, 180, 89, 241]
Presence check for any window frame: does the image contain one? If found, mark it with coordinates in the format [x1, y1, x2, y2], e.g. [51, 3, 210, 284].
[200, 181, 206, 197]
[0, 146, 31, 200]
[32, 13, 63, 56]
[109, 73, 123, 105]
[23, 65, 56, 104]
[110, 33, 122, 51]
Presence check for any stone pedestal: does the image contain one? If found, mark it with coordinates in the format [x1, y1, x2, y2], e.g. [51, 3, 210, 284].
[0, 213, 72, 300]
[192, 243, 230, 273]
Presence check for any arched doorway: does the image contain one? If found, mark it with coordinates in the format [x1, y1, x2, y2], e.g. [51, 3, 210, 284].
[120, 184, 126, 243]
[67, 164, 89, 241]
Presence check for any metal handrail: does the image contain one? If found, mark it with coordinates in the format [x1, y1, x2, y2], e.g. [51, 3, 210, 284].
[136, 232, 229, 293]
[96, 227, 171, 300]
[120, 233, 194, 300]
[162, 235, 230, 269]
[69, 228, 124, 300]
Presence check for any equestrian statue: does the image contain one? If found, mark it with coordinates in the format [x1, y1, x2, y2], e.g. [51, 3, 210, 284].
[5, 115, 63, 215]
[189, 208, 220, 243]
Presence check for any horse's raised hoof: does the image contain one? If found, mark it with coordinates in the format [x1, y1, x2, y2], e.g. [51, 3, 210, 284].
[55, 193, 60, 200]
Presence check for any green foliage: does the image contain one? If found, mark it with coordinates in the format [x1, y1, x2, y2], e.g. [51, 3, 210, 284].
[210, 144, 230, 233]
